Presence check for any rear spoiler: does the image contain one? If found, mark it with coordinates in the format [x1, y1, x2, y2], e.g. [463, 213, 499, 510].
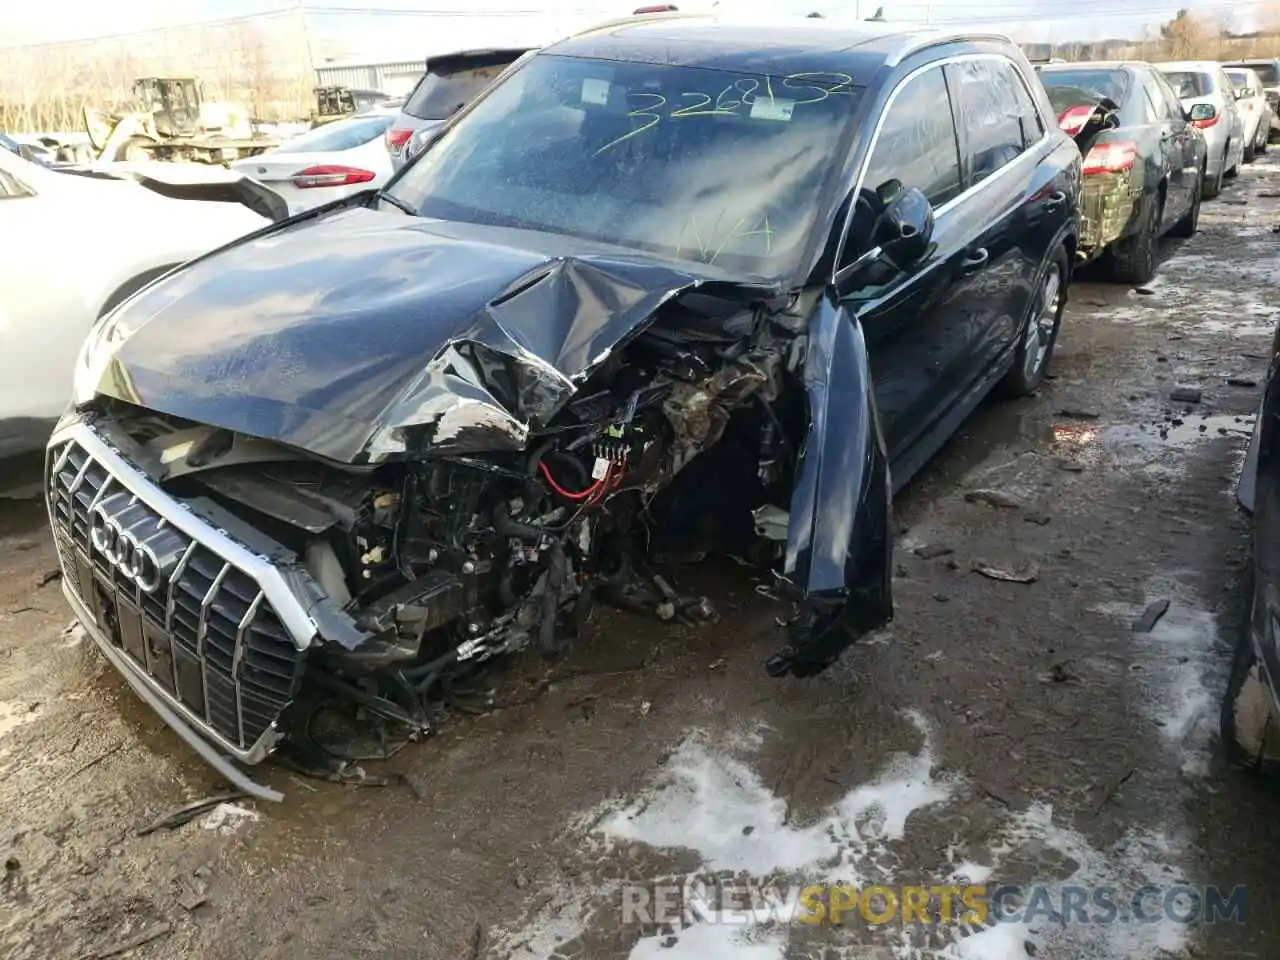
[424, 48, 534, 72]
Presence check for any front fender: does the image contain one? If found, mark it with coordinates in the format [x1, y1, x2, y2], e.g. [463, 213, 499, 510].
[767, 292, 893, 677]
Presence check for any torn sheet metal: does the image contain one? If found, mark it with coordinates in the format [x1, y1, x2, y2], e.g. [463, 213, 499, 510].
[84, 207, 770, 463]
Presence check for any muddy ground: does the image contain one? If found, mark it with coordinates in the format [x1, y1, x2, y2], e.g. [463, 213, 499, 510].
[4, 160, 1280, 960]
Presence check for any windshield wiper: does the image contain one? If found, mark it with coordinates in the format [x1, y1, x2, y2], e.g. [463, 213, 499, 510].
[378, 192, 417, 216]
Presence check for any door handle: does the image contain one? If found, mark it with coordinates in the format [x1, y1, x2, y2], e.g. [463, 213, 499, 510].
[1045, 190, 1067, 210]
[963, 248, 989, 272]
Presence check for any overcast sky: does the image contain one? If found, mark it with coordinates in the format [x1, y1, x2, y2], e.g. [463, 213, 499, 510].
[3, 0, 1272, 52]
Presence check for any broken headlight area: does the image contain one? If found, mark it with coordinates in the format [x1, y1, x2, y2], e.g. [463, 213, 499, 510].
[65, 300, 814, 776]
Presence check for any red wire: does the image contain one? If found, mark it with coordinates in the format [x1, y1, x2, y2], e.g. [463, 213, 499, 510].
[539, 460, 603, 500]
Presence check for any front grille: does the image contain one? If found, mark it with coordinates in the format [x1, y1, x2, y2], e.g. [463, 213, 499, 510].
[48, 438, 305, 752]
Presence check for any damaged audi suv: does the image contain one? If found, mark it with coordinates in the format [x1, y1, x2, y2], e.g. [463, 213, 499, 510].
[47, 15, 1080, 798]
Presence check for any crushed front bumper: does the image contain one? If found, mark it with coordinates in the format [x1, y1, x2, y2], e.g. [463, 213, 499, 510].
[44, 418, 321, 801]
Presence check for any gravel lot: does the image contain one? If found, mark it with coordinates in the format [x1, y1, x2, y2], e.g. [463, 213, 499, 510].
[3, 158, 1280, 960]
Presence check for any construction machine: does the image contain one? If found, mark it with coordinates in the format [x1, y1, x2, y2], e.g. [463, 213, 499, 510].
[83, 78, 281, 165]
[311, 86, 392, 127]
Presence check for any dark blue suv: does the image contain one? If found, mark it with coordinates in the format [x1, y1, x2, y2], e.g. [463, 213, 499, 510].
[56, 15, 1083, 792]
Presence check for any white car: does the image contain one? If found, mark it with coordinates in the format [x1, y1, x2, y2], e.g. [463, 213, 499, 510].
[229, 112, 396, 215]
[1159, 61, 1247, 196]
[0, 149, 281, 457]
[1224, 66, 1273, 158]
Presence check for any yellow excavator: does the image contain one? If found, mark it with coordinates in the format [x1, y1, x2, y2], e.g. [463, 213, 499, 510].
[83, 78, 281, 164]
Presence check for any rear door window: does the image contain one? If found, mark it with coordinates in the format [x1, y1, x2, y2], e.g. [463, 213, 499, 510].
[1162, 71, 1210, 99]
[948, 58, 1038, 183]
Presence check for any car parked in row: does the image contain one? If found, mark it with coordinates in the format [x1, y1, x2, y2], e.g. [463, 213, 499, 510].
[1038, 60, 1206, 283]
[51, 17, 1080, 795]
[230, 109, 397, 215]
[1223, 57, 1280, 139]
[385, 47, 534, 169]
[1159, 61, 1247, 176]
[0, 148, 285, 457]
[1224, 66, 1273, 158]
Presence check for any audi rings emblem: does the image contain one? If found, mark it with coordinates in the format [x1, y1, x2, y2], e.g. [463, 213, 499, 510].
[89, 505, 164, 593]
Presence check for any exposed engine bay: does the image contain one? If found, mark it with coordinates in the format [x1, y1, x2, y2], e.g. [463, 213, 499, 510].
[80, 290, 812, 776]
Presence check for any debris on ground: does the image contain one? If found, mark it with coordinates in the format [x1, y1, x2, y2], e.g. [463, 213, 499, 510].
[964, 488, 1024, 510]
[1056, 407, 1100, 420]
[1132, 599, 1171, 634]
[87, 922, 173, 959]
[137, 792, 251, 836]
[36, 569, 61, 588]
[177, 879, 210, 912]
[199, 803, 260, 834]
[1023, 513, 1052, 525]
[974, 561, 1040, 584]
[913, 543, 955, 559]
[1055, 459, 1085, 473]
[1041, 660, 1080, 684]
[1170, 386, 1203, 404]
[1227, 377, 1258, 388]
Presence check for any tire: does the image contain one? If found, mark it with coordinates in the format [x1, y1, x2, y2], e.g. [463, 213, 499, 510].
[1204, 152, 1225, 198]
[1225, 140, 1239, 178]
[1260, 127, 1270, 154]
[1107, 197, 1159, 284]
[1245, 138, 1256, 164]
[1169, 168, 1202, 238]
[1000, 245, 1067, 397]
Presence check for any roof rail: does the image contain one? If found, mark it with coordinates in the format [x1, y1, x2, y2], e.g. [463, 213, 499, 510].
[564, 9, 703, 39]
[883, 29, 1015, 68]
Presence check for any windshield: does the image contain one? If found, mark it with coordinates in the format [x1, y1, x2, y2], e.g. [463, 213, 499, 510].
[1162, 70, 1209, 99]
[403, 55, 522, 120]
[1040, 69, 1130, 112]
[277, 114, 394, 153]
[386, 54, 862, 280]
[1228, 62, 1280, 83]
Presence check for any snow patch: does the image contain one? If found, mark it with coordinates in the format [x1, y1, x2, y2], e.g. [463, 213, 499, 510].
[0, 700, 42, 740]
[600, 709, 953, 884]
[629, 921, 786, 960]
[964, 803, 1190, 959]
[1092, 594, 1219, 777]
[498, 712, 957, 959]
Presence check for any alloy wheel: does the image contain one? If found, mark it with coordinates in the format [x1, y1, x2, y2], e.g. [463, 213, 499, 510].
[1023, 263, 1062, 380]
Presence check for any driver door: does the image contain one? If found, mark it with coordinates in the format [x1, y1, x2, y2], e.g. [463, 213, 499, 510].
[837, 62, 978, 474]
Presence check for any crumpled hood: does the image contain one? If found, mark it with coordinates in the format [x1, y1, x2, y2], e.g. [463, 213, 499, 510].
[88, 206, 747, 463]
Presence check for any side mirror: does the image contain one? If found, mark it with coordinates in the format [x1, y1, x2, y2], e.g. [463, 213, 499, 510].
[835, 183, 935, 295]
[1188, 102, 1216, 123]
[1234, 87, 1247, 100]
[874, 184, 934, 270]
